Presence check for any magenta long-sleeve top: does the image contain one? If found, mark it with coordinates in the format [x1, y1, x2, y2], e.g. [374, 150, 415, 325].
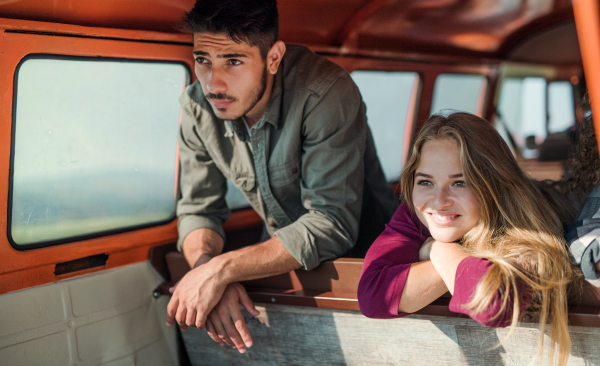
[357, 202, 532, 328]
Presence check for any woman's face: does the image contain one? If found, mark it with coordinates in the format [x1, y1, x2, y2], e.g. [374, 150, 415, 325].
[412, 138, 481, 243]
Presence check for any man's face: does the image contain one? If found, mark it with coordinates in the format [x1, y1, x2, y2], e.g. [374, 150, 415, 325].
[193, 33, 268, 120]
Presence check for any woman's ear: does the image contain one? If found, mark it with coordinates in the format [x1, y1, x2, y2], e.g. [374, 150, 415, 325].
[266, 41, 286, 75]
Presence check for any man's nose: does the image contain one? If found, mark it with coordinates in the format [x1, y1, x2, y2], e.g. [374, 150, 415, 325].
[432, 186, 452, 209]
[206, 68, 226, 95]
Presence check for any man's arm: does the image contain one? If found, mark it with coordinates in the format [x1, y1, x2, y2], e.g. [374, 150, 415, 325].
[182, 228, 224, 269]
[176, 87, 230, 252]
[166, 236, 300, 329]
[273, 72, 368, 271]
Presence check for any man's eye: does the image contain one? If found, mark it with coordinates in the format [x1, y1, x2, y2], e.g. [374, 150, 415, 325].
[453, 180, 466, 187]
[229, 59, 242, 66]
[195, 57, 209, 64]
[416, 180, 432, 186]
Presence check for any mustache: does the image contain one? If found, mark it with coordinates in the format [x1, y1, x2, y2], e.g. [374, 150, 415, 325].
[206, 93, 236, 102]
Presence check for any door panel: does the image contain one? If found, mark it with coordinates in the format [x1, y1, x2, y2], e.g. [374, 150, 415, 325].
[0, 261, 177, 366]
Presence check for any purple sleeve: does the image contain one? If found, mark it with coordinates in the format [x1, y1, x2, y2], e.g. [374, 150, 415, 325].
[357, 202, 430, 318]
[449, 257, 534, 328]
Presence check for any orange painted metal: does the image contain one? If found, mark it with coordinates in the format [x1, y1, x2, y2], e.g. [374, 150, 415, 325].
[573, 0, 600, 151]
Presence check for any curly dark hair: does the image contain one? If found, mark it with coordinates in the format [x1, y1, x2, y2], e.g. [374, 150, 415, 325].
[558, 94, 600, 202]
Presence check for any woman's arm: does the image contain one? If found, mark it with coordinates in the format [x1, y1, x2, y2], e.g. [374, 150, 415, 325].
[358, 202, 447, 318]
[398, 261, 448, 313]
[429, 241, 470, 294]
[429, 240, 534, 327]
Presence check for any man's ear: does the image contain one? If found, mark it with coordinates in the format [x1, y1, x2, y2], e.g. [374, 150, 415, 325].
[266, 41, 286, 75]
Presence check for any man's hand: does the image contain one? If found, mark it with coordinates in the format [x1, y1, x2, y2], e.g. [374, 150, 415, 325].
[419, 237, 435, 262]
[204, 283, 260, 353]
[166, 259, 228, 330]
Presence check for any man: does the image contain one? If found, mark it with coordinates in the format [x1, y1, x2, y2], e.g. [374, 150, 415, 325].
[166, 0, 397, 354]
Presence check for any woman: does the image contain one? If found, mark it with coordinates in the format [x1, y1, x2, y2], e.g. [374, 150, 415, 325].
[358, 113, 577, 365]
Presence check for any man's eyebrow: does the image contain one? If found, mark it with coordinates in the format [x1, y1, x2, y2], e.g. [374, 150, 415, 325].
[192, 51, 248, 59]
[218, 53, 247, 58]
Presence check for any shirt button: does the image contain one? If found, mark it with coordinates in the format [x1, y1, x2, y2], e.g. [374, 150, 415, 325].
[292, 168, 298, 174]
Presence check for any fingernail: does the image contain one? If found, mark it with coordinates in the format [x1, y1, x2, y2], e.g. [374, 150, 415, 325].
[239, 348, 246, 354]
[166, 321, 172, 327]
[245, 341, 252, 348]
[219, 343, 225, 346]
[169, 287, 174, 292]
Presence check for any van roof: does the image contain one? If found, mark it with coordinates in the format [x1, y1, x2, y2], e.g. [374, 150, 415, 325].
[0, 0, 581, 64]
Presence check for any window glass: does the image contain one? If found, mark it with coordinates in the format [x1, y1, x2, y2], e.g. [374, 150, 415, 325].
[496, 77, 575, 159]
[351, 71, 419, 181]
[549, 81, 575, 133]
[430, 74, 487, 116]
[11, 57, 188, 246]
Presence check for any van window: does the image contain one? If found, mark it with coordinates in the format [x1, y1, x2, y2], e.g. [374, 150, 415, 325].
[431, 74, 487, 116]
[351, 70, 420, 181]
[10, 57, 188, 247]
[496, 77, 575, 159]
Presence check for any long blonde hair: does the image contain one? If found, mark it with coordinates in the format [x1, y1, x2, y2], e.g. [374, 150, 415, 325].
[400, 113, 577, 365]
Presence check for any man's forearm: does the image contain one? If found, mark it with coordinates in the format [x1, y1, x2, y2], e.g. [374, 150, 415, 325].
[210, 236, 302, 284]
[182, 228, 225, 269]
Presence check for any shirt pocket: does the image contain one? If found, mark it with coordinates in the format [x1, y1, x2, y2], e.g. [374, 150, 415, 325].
[268, 159, 301, 188]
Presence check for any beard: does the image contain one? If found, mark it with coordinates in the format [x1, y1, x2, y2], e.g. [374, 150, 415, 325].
[205, 66, 268, 121]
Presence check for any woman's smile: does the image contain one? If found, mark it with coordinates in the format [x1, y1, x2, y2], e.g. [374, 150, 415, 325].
[412, 139, 481, 242]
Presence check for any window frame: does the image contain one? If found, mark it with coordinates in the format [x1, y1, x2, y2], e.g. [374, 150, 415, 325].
[7, 53, 190, 250]
[0, 22, 199, 294]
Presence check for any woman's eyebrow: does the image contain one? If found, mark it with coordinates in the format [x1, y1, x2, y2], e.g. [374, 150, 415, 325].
[449, 173, 463, 178]
[415, 173, 433, 178]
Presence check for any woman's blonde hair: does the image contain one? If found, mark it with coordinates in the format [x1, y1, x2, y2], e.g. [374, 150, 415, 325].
[400, 113, 577, 365]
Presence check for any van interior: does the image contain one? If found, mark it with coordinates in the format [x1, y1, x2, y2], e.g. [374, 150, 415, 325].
[1, 1, 599, 365]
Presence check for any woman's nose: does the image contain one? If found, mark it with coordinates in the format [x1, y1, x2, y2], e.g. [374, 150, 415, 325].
[432, 186, 452, 209]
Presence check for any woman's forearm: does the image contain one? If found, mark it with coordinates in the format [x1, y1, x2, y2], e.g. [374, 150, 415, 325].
[398, 261, 448, 313]
[429, 241, 470, 294]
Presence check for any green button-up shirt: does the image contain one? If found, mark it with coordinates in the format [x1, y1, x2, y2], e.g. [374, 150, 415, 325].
[177, 45, 397, 270]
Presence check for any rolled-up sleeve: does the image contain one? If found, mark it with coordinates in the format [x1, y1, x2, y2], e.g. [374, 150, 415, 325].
[176, 92, 230, 251]
[273, 74, 367, 270]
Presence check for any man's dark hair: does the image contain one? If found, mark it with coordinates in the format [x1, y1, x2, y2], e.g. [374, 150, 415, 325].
[182, 0, 279, 59]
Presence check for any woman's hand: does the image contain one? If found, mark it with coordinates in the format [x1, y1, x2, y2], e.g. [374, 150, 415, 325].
[419, 237, 435, 261]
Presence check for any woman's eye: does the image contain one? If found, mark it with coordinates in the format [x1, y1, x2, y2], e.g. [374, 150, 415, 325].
[453, 180, 466, 187]
[416, 180, 432, 186]
[228, 59, 242, 66]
